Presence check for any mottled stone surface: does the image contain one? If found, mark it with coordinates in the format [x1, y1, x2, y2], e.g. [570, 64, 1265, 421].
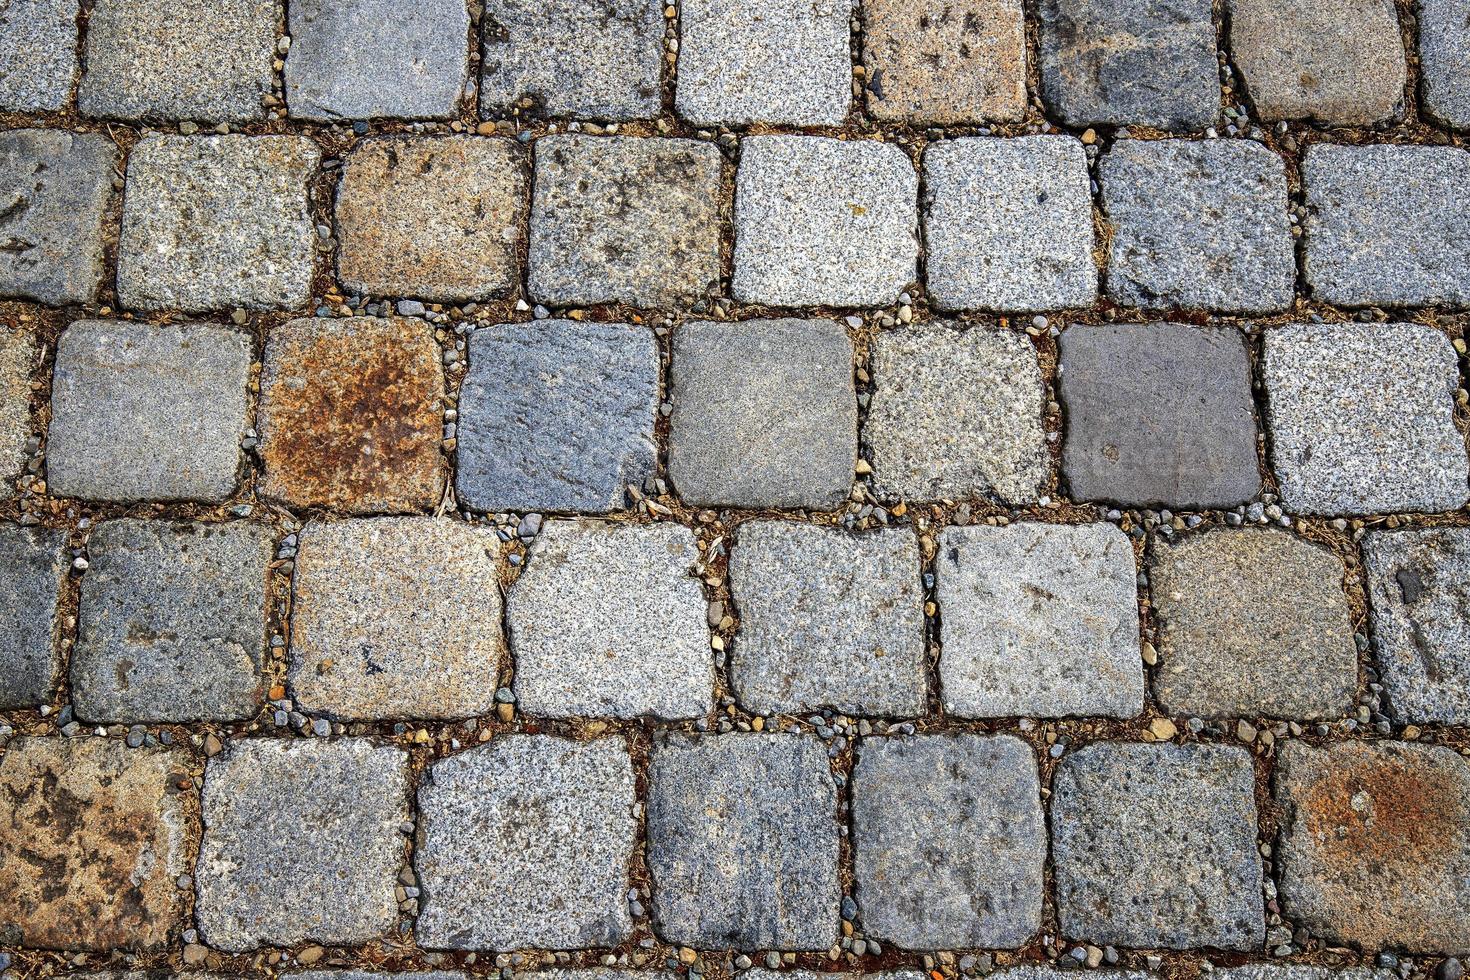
[1059, 322, 1261, 508]
[648, 733, 840, 949]
[1263, 321, 1468, 515]
[866, 322, 1047, 503]
[529, 135, 722, 308]
[0, 738, 193, 950]
[1420, 0, 1470, 129]
[1052, 742, 1265, 949]
[1215, 969, 1394, 980]
[1275, 740, 1470, 952]
[508, 520, 712, 719]
[289, 518, 504, 720]
[0, 329, 37, 493]
[923, 136, 1096, 312]
[117, 135, 319, 312]
[257, 317, 445, 513]
[733, 136, 919, 307]
[195, 738, 408, 951]
[0, 0, 79, 111]
[72, 520, 273, 724]
[456, 320, 659, 513]
[853, 734, 1045, 949]
[416, 736, 637, 949]
[728, 522, 926, 716]
[336, 137, 526, 302]
[0, 525, 65, 709]
[668, 318, 856, 510]
[937, 522, 1142, 719]
[1150, 528, 1356, 719]
[47, 320, 251, 503]
[297, 973, 465, 980]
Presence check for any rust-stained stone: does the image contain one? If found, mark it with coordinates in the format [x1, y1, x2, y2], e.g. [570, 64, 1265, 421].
[257, 317, 445, 513]
[0, 737, 194, 950]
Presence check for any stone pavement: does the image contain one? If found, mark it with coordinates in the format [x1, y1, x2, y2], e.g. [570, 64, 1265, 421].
[2, 2, 1470, 980]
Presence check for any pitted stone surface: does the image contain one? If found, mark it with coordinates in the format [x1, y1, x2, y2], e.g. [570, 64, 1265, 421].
[457, 319, 659, 514]
[0, 525, 65, 710]
[853, 734, 1045, 949]
[416, 736, 637, 949]
[648, 733, 841, 949]
[0, 329, 37, 494]
[727, 521, 926, 717]
[0, 0, 79, 112]
[937, 522, 1142, 719]
[1052, 742, 1265, 949]
[1420, 0, 1470, 129]
[289, 518, 504, 720]
[1215, 969, 1395, 980]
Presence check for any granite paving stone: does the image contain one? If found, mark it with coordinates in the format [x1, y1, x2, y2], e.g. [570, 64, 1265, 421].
[71, 519, 273, 724]
[1150, 528, 1357, 720]
[1215, 969, 1394, 980]
[117, 135, 319, 313]
[415, 736, 637, 949]
[1262, 321, 1468, 515]
[1060, 322, 1261, 508]
[668, 318, 856, 510]
[647, 733, 841, 949]
[0, 328, 38, 495]
[1420, 0, 1470, 129]
[923, 136, 1096, 312]
[733, 136, 918, 307]
[296, 973, 466, 980]
[1275, 740, 1470, 952]
[528, 135, 723, 308]
[1052, 741, 1265, 949]
[47, 320, 251, 503]
[852, 734, 1045, 949]
[0, 0, 79, 112]
[288, 518, 504, 720]
[507, 520, 712, 719]
[990, 971, 1149, 980]
[865, 322, 1047, 503]
[0, 525, 65, 710]
[937, 522, 1143, 719]
[335, 136, 526, 302]
[727, 521, 926, 717]
[195, 738, 408, 951]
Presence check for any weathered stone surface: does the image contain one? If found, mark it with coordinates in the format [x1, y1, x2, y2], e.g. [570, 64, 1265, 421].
[47, 320, 251, 503]
[853, 734, 1045, 949]
[72, 520, 273, 724]
[529, 135, 722, 308]
[336, 137, 526, 302]
[456, 319, 659, 513]
[1262, 321, 1468, 515]
[1215, 968, 1394, 980]
[0, 130, 117, 307]
[1036, 0, 1219, 130]
[257, 317, 445, 513]
[416, 736, 636, 949]
[297, 973, 465, 980]
[728, 522, 926, 716]
[733, 136, 918, 307]
[1303, 143, 1470, 308]
[480, 0, 664, 120]
[78, 0, 277, 122]
[743, 971, 924, 980]
[923, 135, 1096, 312]
[676, 0, 850, 125]
[0, 525, 65, 709]
[0, 0, 79, 112]
[289, 518, 504, 720]
[117, 135, 319, 313]
[1420, 0, 1470, 129]
[0, 737, 193, 950]
[1150, 528, 1356, 719]
[1102, 139, 1294, 313]
[1363, 527, 1470, 724]
[1059, 322, 1261, 508]
[865, 322, 1047, 503]
[509, 520, 711, 718]
[0, 328, 37, 494]
[648, 733, 840, 949]
[937, 522, 1142, 719]
[285, 0, 468, 121]
[668, 318, 856, 510]
[1052, 742, 1265, 949]
[1228, 0, 1405, 126]
[990, 971, 1150, 980]
[195, 738, 408, 951]
[1275, 740, 1470, 952]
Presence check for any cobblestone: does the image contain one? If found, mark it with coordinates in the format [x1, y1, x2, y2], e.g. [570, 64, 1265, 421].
[0, 525, 65, 709]
[0, 329, 37, 495]
[0, 0, 79, 112]
[1420, 0, 1470, 129]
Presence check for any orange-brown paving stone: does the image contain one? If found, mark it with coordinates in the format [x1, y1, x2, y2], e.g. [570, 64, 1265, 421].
[0, 736, 195, 950]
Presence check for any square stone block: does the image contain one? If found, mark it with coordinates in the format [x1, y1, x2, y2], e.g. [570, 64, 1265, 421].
[257, 317, 445, 513]
[0, 328, 38, 494]
[668, 318, 856, 510]
[1420, 0, 1470, 130]
[0, 0, 79, 112]
[416, 736, 637, 949]
[117, 135, 319, 313]
[0, 525, 65, 709]
[47, 320, 251, 503]
[733, 136, 918, 307]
